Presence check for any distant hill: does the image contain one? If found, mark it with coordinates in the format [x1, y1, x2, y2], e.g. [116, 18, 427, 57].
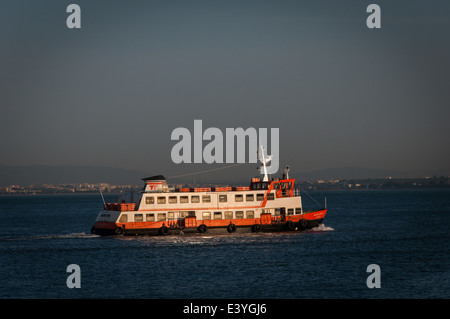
[292, 167, 450, 181]
[0, 165, 448, 186]
[0, 165, 149, 186]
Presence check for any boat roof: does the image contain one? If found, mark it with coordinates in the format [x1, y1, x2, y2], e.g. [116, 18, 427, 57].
[142, 175, 166, 181]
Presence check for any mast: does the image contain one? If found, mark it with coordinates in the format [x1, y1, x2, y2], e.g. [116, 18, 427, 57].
[258, 144, 272, 182]
[99, 188, 106, 208]
[285, 165, 290, 179]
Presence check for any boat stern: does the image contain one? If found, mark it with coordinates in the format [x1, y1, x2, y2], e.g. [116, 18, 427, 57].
[90, 204, 131, 236]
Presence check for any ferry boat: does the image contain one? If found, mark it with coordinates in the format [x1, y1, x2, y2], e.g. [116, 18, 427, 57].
[91, 156, 327, 236]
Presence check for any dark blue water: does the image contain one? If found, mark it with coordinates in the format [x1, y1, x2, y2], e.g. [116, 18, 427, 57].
[0, 190, 449, 299]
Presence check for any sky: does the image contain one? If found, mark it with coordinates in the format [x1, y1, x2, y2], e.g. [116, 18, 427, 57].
[1, 0, 449, 182]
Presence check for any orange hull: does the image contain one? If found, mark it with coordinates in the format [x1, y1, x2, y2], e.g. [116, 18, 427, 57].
[93, 209, 327, 236]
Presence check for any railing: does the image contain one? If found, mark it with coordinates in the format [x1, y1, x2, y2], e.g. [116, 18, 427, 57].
[105, 203, 136, 211]
[279, 188, 300, 197]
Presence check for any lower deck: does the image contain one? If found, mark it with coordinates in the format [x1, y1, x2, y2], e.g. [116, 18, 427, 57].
[92, 210, 327, 236]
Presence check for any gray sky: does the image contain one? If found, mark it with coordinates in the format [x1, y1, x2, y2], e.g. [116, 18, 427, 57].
[1, 1, 449, 181]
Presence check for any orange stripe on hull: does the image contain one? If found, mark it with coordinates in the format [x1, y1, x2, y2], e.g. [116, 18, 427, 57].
[302, 209, 327, 220]
[93, 209, 327, 235]
[110, 218, 260, 230]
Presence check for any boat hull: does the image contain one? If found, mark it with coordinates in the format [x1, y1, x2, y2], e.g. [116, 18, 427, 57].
[92, 210, 327, 237]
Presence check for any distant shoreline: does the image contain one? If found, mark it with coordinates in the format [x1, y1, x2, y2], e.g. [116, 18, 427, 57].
[0, 192, 124, 197]
[1, 176, 449, 195]
[1, 187, 449, 197]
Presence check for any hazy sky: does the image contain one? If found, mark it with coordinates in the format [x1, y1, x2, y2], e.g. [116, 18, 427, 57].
[1, 1, 449, 180]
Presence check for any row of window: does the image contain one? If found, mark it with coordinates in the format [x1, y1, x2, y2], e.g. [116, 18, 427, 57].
[275, 208, 302, 215]
[118, 210, 256, 222]
[145, 193, 274, 205]
[202, 210, 254, 220]
[117, 207, 302, 223]
[119, 213, 168, 223]
[119, 211, 197, 223]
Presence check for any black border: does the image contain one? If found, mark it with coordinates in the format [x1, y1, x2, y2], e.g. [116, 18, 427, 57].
[1, 299, 446, 318]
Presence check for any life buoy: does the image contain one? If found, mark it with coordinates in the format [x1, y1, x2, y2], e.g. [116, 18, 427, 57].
[300, 219, 308, 228]
[197, 224, 207, 233]
[227, 223, 236, 233]
[159, 226, 169, 236]
[115, 227, 124, 235]
[251, 224, 261, 232]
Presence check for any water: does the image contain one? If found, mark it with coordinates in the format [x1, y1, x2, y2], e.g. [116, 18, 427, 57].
[0, 190, 449, 299]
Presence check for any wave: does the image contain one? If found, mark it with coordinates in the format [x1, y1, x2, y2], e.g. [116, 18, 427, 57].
[40, 232, 99, 239]
[308, 224, 334, 232]
[1, 225, 335, 243]
[2, 232, 98, 241]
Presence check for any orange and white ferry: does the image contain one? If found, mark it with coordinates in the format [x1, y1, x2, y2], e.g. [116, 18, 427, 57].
[91, 163, 327, 236]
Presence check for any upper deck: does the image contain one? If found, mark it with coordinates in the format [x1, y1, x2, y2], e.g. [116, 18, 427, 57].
[104, 175, 301, 212]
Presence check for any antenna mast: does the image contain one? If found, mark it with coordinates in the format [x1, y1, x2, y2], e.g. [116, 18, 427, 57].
[284, 165, 290, 179]
[99, 188, 106, 208]
[259, 144, 272, 182]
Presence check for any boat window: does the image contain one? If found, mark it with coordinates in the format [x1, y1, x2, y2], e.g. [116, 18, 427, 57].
[235, 194, 243, 202]
[202, 195, 211, 203]
[219, 195, 227, 202]
[224, 211, 233, 219]
[214, 212, 222, 219]
[274, 208, 281, 216]
[246, 194, 254, 201]
[145, 196, 154, 204]
[157, 196, 166, 204]
[256, 193, 264, 201]
[180, 211, 188, 218]
[168, 212, 174, 220]
[181, 211, 196, 218]
[235, 211, 244, 219]
[157, 213, 166, 221]
[191, 196, 200, 203]
[202, 212, 211, 220]
[119, 214, 128, 222]
[180, 196, 189, 203]
[146, 213, 155, 221]
[267, 193, 275, 200]
[134, 214, 143, 222]
[296, 208, 302, 214]
[169, 196, 177, 204]
[246, 210, 254, 219]
[288, 208, 294, 215]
